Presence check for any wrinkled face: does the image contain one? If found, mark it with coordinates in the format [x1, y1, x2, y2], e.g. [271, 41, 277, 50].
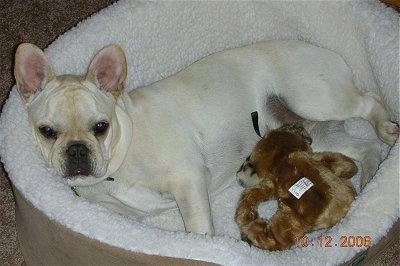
[14, 43, 129, 186]
[27, 77, 118, 185]
[236, 123, 311, 188]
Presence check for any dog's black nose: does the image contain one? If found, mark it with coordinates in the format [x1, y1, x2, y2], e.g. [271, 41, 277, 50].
[67, 143, 89, 161]
[66, 143, 91, 176]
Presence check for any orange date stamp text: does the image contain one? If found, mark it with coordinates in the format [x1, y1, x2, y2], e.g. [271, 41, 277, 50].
[294, 235, 371, 248]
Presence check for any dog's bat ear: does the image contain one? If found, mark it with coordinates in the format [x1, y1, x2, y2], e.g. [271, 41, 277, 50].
[14, 43, 55, 103]
[86, 45, 127, 97]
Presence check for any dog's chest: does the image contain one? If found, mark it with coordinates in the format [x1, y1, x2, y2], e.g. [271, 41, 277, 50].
[75, 174, 177, 216]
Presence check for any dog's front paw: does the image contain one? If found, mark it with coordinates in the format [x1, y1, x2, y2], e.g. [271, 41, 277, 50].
[377, 121, 399, 146]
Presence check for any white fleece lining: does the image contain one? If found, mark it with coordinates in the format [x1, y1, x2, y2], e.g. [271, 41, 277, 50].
[0, 1, 398, 265]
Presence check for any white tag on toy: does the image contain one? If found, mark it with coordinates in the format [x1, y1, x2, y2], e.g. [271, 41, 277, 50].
[288, 177, 314, 199]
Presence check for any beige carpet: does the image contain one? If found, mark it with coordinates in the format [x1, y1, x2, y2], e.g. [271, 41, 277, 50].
[0, 1, 398, 265]
[0, 1, 115, 264]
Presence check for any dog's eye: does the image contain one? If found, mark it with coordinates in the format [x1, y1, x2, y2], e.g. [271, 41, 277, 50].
[93, 121, 109, 136]
[39, 126, 57, 139]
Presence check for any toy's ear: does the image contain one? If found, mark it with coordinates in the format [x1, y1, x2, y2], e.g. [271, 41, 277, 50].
[14, 43, 56, 102]
[86, 44, 127, 97]
[312, 152, 357, 179]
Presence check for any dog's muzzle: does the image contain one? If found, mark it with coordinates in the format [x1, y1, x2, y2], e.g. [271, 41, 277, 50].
[66, 142, 91, 177]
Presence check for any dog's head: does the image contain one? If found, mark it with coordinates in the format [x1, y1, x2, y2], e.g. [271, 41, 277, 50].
[14, 43, 132, 186]
[236, 123, 312, 187]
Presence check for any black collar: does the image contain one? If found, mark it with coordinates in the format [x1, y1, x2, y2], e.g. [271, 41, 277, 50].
[251, 111, 262, 138]
[71, 176, 114, 196]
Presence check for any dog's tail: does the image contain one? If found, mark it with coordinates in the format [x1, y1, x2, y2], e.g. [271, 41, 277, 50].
[235, 187, 305, 251]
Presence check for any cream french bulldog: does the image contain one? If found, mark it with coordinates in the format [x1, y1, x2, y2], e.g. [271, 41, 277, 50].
[14, 40, 398, 235]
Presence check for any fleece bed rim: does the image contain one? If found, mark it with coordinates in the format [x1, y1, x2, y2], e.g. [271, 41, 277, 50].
[0, 0, 399, 265]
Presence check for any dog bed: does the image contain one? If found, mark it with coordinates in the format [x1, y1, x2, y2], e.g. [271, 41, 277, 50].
[0, 0, 398, 265]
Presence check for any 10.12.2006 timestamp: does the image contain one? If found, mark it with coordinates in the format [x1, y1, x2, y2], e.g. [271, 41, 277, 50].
[294, 235, 371, 248]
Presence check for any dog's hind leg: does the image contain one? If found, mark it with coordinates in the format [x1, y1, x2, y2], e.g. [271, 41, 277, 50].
[279, 82, 399, 146]
[359, 91, 399, 146]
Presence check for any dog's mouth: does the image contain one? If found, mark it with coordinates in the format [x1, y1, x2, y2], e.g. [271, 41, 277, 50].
[66, 163, 91, 177]
[64, 161, 110, 187]
[64, 168, 110, 187]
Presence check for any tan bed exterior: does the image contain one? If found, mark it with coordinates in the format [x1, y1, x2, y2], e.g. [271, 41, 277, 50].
[13, 184, 399, 265]
[13, 186, 216, 266]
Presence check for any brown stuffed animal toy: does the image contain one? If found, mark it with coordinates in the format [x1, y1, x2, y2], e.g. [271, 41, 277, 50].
[235, 123, 357, 251]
